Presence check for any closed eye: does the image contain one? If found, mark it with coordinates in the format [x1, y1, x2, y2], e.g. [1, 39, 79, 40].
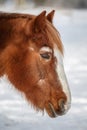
[40, 53, 51, 60]
[39, 46, 52, 60]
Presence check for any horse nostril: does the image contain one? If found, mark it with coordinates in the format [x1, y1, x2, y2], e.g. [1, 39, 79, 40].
[58, 99, 66, 113]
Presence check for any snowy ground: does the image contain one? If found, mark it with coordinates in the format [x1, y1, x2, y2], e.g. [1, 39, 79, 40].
[0, 5, 87, 130]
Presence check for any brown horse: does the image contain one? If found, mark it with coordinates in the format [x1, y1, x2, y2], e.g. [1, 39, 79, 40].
[0, 10, 71, 118]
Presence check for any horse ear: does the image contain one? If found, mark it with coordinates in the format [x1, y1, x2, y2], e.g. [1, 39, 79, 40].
[33, 11, 46, 32]
[47, 10, 55, 23]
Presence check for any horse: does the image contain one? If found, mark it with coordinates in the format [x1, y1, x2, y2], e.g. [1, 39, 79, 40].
[0, 10, 71, 118]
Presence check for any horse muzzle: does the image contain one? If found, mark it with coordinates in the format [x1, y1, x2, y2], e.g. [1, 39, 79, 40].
[45, 98, 71, 118]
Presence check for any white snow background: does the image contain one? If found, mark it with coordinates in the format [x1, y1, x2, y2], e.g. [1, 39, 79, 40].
[0, 4, 87, 130]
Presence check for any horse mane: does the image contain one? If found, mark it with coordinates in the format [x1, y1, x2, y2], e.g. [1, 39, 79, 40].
[0, 12, 34, 20]
[0, 12, 34, 52]
[0, 11, 63, 54]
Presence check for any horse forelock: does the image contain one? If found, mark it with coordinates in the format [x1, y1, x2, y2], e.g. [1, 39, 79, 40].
[46, 20, 63, 55]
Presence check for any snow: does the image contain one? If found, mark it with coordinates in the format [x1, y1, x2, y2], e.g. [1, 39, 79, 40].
[0, 5, 87, 130]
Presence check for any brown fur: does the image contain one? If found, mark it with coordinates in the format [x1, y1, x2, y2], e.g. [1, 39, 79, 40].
[0, 11, 67, 117]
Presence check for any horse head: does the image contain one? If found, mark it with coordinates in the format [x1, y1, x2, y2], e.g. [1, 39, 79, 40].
[0, 10, 71, 118]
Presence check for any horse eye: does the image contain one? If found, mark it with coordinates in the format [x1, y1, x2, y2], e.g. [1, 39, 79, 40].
[40, 53, 51, 60]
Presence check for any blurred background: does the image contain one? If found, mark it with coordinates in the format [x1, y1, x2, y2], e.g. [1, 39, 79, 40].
[0, 0, 87, 9]
[0, 0, 87, 130]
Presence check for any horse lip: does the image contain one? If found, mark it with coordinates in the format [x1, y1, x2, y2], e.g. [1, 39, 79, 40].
[48, 103, 66, 117]
[46, 102, 71, 118]
[48, 103, 58, 118]
[45, 103, 58, 118]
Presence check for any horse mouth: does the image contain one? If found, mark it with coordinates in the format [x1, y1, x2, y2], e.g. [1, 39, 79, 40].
[45, 100, 70, 118]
